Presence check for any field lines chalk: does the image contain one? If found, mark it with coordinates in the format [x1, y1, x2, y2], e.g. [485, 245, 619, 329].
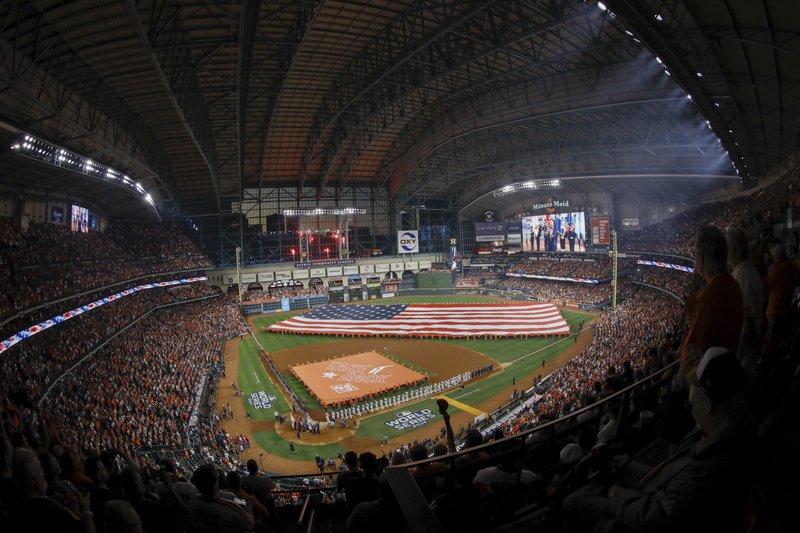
[504, 325, 591, 368]
[438, 395, 486, 417]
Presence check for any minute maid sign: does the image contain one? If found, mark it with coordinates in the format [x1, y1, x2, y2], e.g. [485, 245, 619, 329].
[397, 230, 419, 253]
[385, 408, 436, 431]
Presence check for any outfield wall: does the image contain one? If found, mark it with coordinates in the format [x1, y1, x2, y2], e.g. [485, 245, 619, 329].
[240, 287, 608, 315]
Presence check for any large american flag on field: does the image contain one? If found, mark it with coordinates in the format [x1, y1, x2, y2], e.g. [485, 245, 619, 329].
[267, 303, 570, 338]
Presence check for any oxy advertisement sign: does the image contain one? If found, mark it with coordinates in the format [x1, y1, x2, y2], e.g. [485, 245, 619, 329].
[397, 230, 419, 253]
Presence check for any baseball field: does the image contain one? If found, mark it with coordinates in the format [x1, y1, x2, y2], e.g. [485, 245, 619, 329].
[218, 295, 594, 474]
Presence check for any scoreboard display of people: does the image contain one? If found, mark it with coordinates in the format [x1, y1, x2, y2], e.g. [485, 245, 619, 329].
[521, 212, 587, 253]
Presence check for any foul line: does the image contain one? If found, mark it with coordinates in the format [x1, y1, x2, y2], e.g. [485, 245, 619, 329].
[252, 371, 260, 384]
[438, 395, 486, 418]
[500, 323, 593, 368]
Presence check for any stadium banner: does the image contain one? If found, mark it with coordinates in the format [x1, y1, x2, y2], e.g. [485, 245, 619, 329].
[310, 268, 326, 278]
[360, 264, 374, 274]
[397, 230, 419, 253]
[275, 271, 292, 280]
[343, 265, 359, 275]
[506, 222, 522, 234]
[419, 260, 432, 269]
[382, 292, 396, 298]
[405, 261, 419, 270]
[390, 262, 404, 271]
[0, 276, 209, 355]
[590, 217, 611, 245]
[327, 266, 343, 276]
[637, 259, 694, 273]
[225, 275, 236, 284]
[292, 269, 309, 279]
[507, 221, 523, 245]
[375, 263, 390, 273]
[281, 298, 291, 312]
[475, 222, 506, 242]
[241, 273, 257, 284]
[257, 272, 274, 282]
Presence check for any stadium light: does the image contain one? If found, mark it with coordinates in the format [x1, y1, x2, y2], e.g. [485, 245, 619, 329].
[491, 178, 562, 198]
[9, 132, 159, 217]
[282, 207, 366, 216]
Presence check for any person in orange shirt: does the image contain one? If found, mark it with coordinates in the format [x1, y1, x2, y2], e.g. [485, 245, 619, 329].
[681, 226, 743, 362]
[763, 242, 798, 356]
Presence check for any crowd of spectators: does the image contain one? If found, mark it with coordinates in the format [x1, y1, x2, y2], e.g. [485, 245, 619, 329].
[0, 220, 211, 319]
[629, 266, 699, 301]
[43, 298, 247, 457]
[1, 167, 799, 531]
[1, 405, 281, 532]
[485, 278, 614, 306]
[619, 165, 800, 258]
[241, 285, 326, 303]
[506, 256, 630, 280]
[1, 283, 221, 402]
[455, 272, 493, 286]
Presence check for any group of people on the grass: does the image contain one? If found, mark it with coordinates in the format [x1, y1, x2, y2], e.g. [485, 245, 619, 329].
[323, 369, 481, 421]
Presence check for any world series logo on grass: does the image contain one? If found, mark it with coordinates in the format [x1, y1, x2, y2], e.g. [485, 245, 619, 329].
[248, 391, 277, 409]
[385, 409, 435, 431]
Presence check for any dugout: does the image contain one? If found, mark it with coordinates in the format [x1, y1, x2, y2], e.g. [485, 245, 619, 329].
[366, 275, 382, 298]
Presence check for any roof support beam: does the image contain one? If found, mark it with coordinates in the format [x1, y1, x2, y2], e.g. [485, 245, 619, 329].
[125, 0, 221, 212]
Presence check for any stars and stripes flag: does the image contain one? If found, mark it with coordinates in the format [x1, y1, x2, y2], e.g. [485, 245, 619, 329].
[268, 303, 570, 338]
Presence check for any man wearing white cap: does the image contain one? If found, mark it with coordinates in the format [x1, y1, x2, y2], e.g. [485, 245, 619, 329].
[562, 347, 755, 533]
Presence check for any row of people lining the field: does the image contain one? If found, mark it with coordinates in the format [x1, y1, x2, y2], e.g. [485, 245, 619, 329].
[255, 348, 307, 414]
[325, 369, 485, 419]
[0, 283, 222, 402]
[0, 219, 211, 318]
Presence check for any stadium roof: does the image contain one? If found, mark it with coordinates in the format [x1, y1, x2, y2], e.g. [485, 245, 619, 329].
[0, 0, 796, 220]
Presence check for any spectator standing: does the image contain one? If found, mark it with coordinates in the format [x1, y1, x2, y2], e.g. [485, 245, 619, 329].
[763, 243, 798, 356]
[681, 226, 743, 361]
[727, 229, 765, 375]
[241, 459, 277, 522]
